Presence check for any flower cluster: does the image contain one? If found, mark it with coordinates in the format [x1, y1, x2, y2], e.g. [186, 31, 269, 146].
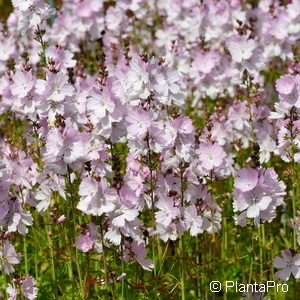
[233, 167, 286, 226]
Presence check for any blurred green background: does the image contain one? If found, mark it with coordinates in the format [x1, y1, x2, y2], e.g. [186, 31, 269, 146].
[0, 0, 12, 21]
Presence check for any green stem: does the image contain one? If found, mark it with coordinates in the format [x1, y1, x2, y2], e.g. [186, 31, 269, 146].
[157, 241, 169, 277]
[23, 235, 29, 275]
[248, 227, 255, 284]
[146, 135, 159, 278]
[75, 247, 84, 298]
[259, 226, 263, 281]
[46, 225, 56, 284]
[62, 224, 73, 281]
[179, 237, 186, 300]
[99, 218, 115, 299]
[67, 169, 84, 298]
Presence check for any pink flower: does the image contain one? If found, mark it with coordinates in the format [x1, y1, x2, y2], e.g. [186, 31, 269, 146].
[77, 177, 117, 216]
[192, 51, 219, 75]
[233, 168, 286, 223]
[6, 284, 17, 300]
[45, 46, 76, 70]
[172, 116, 194, 136]
[123, 240, 153, 271]
[234, 168, 259, 192]
[15, 0, 55, 33]
[10, 70, 34, 98]
[12, 0, 35, 11]
[110, 203, 139, 228]
[227, 35, 264, 72]
[0, 240, 21, 275]
[155, 197, 180, 227]
[77, 234, 94, 253]
[44, 122, 91, 174]
[0, 36, 15, 62]
[21, 276, 38, 299]
[35, 184, 52, 213]
[274, 250, 300, 281]
[116, 273, 126, 281]
[87, 88, 115, 120]
[126, 109, 151, 139]
[184, 205, 207, 236]
[0, 195, 33, 235]
[38, 72, 74, 103]
[198, 142, 226, 171]
[276, 75, 296, 95]
[75, 0, 102, 17]
[227, 35, 257, 63]
[57, 215, 66, 223]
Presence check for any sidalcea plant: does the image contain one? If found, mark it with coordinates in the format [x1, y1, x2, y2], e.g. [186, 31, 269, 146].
[0, 0, 300, 299]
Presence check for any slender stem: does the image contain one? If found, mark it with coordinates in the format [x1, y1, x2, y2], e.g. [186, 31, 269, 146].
[196, 236, 201, 298]
[146, 135, 160, 278]
[248, 227, 255, 284]
[23, 235, 29, 275]
[67, 168, 84, 297]
[62, 223, 73, 281]
[179, 237, 186, 300]
[288, 108, 298, 249]
[121, 258, 125, 299]
[46, 225, 56, 284]
[157, 241, 169, 277]
[99, 218, 115, 299]
[259, 226, 263, 281]
[36, 25, 47, 66]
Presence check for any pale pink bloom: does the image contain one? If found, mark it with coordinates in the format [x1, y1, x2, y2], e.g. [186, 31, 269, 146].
[57, 215, 66, 223]
[104, 229, 122, 246]
[16, 0, 55, 33]
[0, 36, 15, 62]
[77, 177, 117, 216]
[6, 284, 17, 300]
[45, 46, 76, 70]
[127, 59, 149, 92]
[34, 184, 52, 213]
[155, 197, 180, 227]
[123, 241, 153, 271]
[77, 234, 94, 253]
[234, 187, 272, 218]
[12, 0, 35, 11]
[75, 0, 102, 17]
[234, 168, 259, 192]
[172, 116, 194, 136]
[0, 196, 33, 235]
[192, 51, 219, 75]
[184, 205, 205, 236]
[126, 109, 151, 139]
[233, 168, 286, 223]
[276, 75, 296, 95]
[274, 250, 300, 281]
[198, 142, 226, 170]
[0, 240, 21, 275]
[87, 88, 115, 120]
[106, 6, 123, 31]
[21, 276, 38, 299]
[116, 273, 126, 281]
[227, 35, 264, 72]
[227, 35, 257, 63]
[10, 70, 34, 98]
[111, 203, 139, 228]
[153, 223, 178, 242]
[40, 72, 74, 102]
